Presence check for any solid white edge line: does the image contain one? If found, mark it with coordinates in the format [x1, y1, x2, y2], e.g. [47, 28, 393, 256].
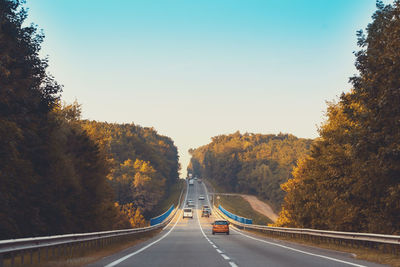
[209, 184, 365, 267]
[162, 209, 179, 231]
[221, 254, 230, 260]
[229, 227, 366, 267]
[104, 181, 189, 267]
[104, 210, 183, 267]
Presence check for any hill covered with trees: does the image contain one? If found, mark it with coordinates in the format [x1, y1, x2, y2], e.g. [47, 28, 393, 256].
[81, 121, 180, 219]
[0, 0, 179, 239]
[188, 132, 312, 210]
[276, 1, 400, 235]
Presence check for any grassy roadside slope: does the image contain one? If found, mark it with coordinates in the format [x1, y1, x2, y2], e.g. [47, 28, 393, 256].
[217, 195, 273, 225]
[205, 179, 273, 225]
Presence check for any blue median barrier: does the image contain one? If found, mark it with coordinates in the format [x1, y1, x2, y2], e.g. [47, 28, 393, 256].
[150, 204, 174, 226]
[219, 205, 253, 224]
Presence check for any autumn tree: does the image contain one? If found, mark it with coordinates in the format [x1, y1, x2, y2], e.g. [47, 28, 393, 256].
[277, 0, 400, 234]
[81, 121, 180, 218]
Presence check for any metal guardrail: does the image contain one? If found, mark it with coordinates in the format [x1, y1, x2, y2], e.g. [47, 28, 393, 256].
[213, 205, 400, 254]
[0, 183, 186, 266]
[150, 204, 175, 226]
[218, 205, 252, 224]
[203, 178, 400, 254]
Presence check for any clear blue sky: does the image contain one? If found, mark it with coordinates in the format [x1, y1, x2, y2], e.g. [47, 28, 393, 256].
[25, 0, 391, 176]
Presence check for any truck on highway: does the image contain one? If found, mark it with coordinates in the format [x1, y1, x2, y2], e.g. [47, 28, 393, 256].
[189, 179, 194, 186]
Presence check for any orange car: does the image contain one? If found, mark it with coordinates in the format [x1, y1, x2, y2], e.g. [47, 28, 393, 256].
[212, 220, 230, 235]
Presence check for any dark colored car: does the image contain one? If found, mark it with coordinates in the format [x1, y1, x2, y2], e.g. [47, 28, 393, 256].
[202, 205, 211, 215]
[202, 209, 210, 217]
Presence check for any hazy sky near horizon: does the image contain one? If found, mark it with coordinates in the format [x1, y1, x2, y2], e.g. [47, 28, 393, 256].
[25, 0, 390, 176]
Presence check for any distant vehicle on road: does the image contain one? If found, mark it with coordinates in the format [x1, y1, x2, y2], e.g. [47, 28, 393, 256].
[202, 205, 211, 215]
[183, 208, 193, 219]
[187, 200, 194, 207]
[189, 180, 194, 185]
[198, 195, 205, 200]
[201, 209, 210, 217]
[212, 220, 229, 235]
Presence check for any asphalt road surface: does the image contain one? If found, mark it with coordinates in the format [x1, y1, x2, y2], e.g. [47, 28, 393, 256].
[89, 181, 385, 267]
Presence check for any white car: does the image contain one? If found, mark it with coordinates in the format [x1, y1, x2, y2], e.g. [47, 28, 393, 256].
[198, 195, 205, 200]
[187, 199, 194, 207]
[183, 208, 193, 219]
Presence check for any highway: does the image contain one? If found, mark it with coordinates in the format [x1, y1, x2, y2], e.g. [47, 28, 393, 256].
[89, 181, 384, 267]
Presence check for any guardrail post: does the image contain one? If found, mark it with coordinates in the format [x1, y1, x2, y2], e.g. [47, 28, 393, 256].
[10, 252, 14, 267]
[0, 253, 3, 267]
[30, 249, 33, 264]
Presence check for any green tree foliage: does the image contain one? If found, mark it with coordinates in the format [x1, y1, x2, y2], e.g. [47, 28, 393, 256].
[46, 103, 119, 233]
[277, 1, 400, 234]
[0, 0, 64, 238]
[81, 121, 180, 217]
[188, 132, 312, 209]
[0, 1, 131, 238]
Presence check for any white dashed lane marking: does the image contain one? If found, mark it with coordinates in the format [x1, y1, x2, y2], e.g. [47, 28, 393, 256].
[197, 183, 239, 267]
[221, 254, 230, 260]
